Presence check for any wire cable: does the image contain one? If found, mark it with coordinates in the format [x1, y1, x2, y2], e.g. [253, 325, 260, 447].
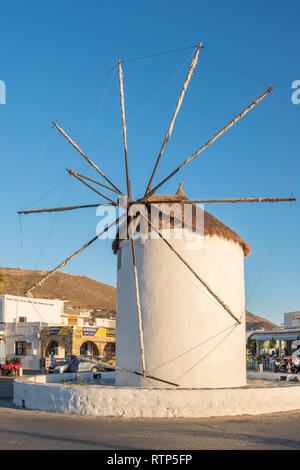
[93, 52, 195, 157]
[270, 92, 295, 197]
[121, 44, 198, 64]
[33, 176, 71, 269]
[245, 201, 294, 308]
[23, 175, 69, 211]
[20, 126, 53, 211]
[203, 46, 269, 88]
[55, 65, 117, 122]
[82, 67, 117, 147]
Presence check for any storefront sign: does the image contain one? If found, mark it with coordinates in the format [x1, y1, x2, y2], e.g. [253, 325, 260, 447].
[107, 328, 116, 337]
[68, 315, 78, 326]
[42, 326, 69, 336]
[82, 327, 106, 337]
[75, 327, 83, 343]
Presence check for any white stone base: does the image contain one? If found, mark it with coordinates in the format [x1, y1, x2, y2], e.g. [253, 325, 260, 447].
[13, 374, 300, 418]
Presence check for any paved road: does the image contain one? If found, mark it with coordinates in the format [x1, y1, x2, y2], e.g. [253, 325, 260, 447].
[0, 371, 42, 399]
[0, 377, 14, 398]
[0, 398, 300, 450]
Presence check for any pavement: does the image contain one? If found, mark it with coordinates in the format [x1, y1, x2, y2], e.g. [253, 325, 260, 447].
[2, 372, 300, 450]
[0, 397, 300, 450]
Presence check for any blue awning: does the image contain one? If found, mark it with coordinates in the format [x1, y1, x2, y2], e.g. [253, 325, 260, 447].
[251, 334, 276, 341]
[251, 332, 300, 341]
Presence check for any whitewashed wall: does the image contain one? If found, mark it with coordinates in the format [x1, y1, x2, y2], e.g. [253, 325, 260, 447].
[0, 295, 63, 324]
[13, 375, 300, 417]
[0, 339, 5, 362]
[116, 233, 246, 389]
[4, 322, 43, 369]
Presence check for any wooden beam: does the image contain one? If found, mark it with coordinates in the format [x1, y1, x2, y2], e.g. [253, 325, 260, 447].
[24, 213, 126, 297]
[118, 60, 132, 199]
[145, 42, 203, 195]
[52, 121, 122, 194]
[144, 87, 274, 200]
[18, 203, 111, 215]
[135, 196, 296, 205]
[132, 370, 179, 387]
[139, 212, 241, 325]
[72, 172, 123, 196]
[117, 61, 146, 376]
[105, 363, 179, 387]
[67, 169, 118, 206]
[130, 235, 146, 377]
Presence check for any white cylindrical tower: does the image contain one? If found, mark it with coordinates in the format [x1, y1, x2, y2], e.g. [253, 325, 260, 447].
[113, 186, 250, 389]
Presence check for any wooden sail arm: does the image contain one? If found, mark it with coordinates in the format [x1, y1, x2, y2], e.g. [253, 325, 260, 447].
[130, 235, 147, 377]
[117, 59, 146, 375]
[135, 196, 296, 205]
[144, 87, 274, 200]
[70, 171, 123, 196]
[23, 213, 126, 297]
[139, 212, 241, 325]
[114, 364, 179, 387]
[67, 169, 118, 206]
[145, 42, 203, 196]
[102, 363, 179, 387]
[18, 203, 113, 215]
[118, 60, 132, 199]
[52, 121, 122, 194]
[19, 196, 295, 216]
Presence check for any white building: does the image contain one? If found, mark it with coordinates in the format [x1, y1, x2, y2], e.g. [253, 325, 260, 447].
[0, 294, 63, 324]
[284, 312, 300, 329]
[113, 188, 250, 389]
[0, 294, 116, 369]
[0, 294, 64, 369]
[2, 322, 45, 369]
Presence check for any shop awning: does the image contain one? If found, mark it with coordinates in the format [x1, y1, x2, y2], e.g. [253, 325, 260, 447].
[251, 331, 300, 341]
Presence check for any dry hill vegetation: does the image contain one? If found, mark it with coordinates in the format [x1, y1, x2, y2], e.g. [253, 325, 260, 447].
[0, 267, 278, 329]
[0, 267, 116, 313]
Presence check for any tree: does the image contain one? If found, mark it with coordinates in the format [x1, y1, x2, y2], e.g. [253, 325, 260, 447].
[246, 338, 256, 355]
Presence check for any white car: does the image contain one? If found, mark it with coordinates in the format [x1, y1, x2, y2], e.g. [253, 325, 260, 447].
[48, 358, 100, 374]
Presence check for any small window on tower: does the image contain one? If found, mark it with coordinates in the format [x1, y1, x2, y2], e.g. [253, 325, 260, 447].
[19, 317, 27, 323]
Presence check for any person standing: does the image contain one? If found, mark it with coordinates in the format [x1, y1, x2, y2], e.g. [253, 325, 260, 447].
[66, 355, 79, 373]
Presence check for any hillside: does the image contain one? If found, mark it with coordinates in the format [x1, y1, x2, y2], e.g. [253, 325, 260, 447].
[0, 267, 116, 312]
[246, 310, 279, 331]
[0, 267, 279, 330]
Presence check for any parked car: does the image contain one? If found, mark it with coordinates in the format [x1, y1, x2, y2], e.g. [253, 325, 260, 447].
[48, 358, 100, 374]
[103, 357, 116, 371]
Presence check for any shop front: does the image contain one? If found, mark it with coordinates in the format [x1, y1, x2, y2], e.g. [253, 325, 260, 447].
[40, 325, 116, 366]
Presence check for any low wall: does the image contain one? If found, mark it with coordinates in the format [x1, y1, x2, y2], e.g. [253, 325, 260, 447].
[13, 374, 300, 418]
[24, 371, 108, 384]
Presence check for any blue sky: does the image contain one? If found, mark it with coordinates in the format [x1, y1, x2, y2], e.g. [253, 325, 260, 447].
[0, 1, 299, 324]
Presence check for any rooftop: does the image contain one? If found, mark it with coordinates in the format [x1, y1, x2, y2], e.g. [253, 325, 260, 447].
[112, 183, 250, 257]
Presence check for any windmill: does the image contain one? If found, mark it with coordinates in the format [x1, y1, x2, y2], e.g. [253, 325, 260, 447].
[19, 42, 295, 388]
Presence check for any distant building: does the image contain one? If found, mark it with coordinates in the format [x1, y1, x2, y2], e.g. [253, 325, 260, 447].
[284, 312, 300, 329]
[249, 311, 300, 357]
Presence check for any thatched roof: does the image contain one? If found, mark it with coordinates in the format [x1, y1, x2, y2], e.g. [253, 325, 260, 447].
[112, 183, 250, 257]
